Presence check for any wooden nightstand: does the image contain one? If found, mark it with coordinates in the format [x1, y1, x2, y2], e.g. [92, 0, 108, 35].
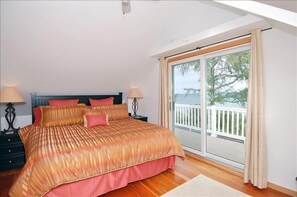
[132, 115, 148, 122]
[0, 132, 25, 171]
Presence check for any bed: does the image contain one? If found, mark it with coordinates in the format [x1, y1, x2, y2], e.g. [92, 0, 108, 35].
[9, 92, 185, 197]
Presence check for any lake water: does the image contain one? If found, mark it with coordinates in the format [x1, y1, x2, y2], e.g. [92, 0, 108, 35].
[175, 94, 200, 105]
[174, 93, 244, 108]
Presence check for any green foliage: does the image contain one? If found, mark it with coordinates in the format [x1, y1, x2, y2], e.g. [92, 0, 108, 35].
[176, 61, 200, 96]
[177, 50, 250, 107]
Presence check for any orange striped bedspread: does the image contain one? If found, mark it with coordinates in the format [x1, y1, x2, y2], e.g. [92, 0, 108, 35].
[9, 118, 185, 197]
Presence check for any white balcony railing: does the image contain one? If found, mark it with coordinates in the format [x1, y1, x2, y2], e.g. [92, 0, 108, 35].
[174, 104, 247, 141]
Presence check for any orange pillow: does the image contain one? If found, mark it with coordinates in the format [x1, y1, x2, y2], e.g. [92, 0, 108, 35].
[41, 105, 88, 127]
[48, 99, 79, 106]
[89, 97, 114, 107]
[33, 106, 51, 126]
[91, 104, 129, 120]
[83, 114, 109, 127]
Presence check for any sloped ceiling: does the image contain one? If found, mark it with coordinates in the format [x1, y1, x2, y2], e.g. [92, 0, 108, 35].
[151, 0, 297, 57]
[255, 0, 297, 35]
[210, 0, 297, 35]
[256, 0, 297, 13]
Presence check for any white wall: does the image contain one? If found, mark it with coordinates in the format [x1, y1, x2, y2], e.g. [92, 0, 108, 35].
[0, 115, 32, 131]
[126, 59, 160, 124]
[262, 28, 297, 191]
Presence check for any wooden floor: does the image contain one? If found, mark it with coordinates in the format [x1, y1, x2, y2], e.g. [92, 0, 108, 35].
[0, 154, 290, 197]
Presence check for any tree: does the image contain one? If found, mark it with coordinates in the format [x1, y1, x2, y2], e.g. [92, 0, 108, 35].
[176, 61, 200, 95]
[177, 50, 250, 107]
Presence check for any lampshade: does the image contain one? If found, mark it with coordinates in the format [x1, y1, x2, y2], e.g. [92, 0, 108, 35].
[128, 88, 143, 99]
[0, 86, 25, 103]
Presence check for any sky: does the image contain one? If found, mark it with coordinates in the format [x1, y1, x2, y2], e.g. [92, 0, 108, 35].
[173, 67, 199, 94]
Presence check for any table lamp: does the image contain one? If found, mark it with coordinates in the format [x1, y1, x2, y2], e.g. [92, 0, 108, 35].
[0, 86, 25, 133]
[128, 88, 143, 117]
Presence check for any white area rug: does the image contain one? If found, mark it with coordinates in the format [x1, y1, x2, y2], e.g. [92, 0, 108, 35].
[161, 174, 251, 197]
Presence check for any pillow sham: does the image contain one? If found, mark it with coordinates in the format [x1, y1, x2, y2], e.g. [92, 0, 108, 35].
[90, 103, 129, 120]
[48, 99, 79, 106]
[33, 107, 42, 126]
[89, 97, 114, 107]
[41, 105, 88, 127]
[33, 104, 86, 126]
[33, 106, 53, 126]
[83, 114, 109, 127]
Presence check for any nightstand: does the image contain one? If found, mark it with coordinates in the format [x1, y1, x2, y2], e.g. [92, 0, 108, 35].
[132, 115, 148, 122]
[0, 132, 25, 171]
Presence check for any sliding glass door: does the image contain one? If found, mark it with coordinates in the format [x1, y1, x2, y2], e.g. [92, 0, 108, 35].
[205, 47, 250, 168]
[171, 58, 201, 152]
[170, 44, 250, 169]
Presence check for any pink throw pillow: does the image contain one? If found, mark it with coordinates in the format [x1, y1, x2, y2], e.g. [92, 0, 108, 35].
[33, 107, 42, 126]
[89, 97, 114, 107]
[84, 114, 109, 127]
[48, 99, 79, 106]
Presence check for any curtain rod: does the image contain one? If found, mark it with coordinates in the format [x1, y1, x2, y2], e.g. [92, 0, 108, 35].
[164, 27, 272, 59]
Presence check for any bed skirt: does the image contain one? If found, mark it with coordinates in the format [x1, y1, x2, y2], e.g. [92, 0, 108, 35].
[45, 156, 176, 197]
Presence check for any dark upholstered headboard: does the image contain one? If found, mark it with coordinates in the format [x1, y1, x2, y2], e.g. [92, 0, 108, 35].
[31, 92, 123, 123]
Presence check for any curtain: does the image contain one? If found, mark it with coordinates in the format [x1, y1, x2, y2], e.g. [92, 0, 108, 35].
[159, 57, 170, 128]
[244, 29, 267, 189]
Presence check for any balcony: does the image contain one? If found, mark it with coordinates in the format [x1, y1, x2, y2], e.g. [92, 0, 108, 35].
[174, 104, 247, 164]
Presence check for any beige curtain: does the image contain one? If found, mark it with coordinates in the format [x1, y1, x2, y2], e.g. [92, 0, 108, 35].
[244, 29, 267, 189]
[159, 57, 170, 128]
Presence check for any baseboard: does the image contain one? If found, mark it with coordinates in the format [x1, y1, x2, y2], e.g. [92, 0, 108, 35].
[185, 151, 297, 197]
[267, 182, 297, 197]
[185, 151, 244, 178]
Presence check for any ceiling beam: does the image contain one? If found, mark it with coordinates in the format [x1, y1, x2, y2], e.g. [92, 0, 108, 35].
[214, 1, 297, 27]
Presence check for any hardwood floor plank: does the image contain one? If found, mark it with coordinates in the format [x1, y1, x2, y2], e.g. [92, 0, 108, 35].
[0, 174, 13, 197]
[102, 185, 139, 197]
[130, 181, 159, 197]
[141, 174, 174, 196]
[159, 170, 186, 185]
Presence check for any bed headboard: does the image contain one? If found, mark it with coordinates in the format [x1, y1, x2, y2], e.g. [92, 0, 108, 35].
[31, 92, 123, 123]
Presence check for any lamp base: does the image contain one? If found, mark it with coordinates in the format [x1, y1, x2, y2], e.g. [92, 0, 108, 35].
[131, 98, 139, 117]
[3, 103, 20, 134]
